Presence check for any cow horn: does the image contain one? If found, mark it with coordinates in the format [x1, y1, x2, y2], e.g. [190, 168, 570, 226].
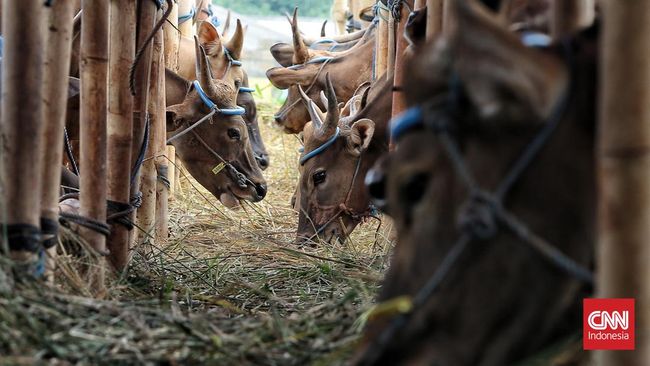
[298, 85, 324, 129]
[222, 10, 232, 38]
[194, 36, 217, 96]
[322, 73, 339, 136]
[225, 19, 244, 60]
[291, 7, 310, 65]
[321, 20, 327, 37]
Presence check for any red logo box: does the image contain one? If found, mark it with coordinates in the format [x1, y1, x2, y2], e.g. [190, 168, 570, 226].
[583, 298, 635, 350]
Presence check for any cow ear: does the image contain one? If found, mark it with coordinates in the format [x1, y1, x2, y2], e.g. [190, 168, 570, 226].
[270, 43, 294, 67]
[448, 0, 567, 122]
[347, 118, 375, 156]
[266, 67, 311, 90]
[166, 104, 187, 132]
[198, 21, 223, 56]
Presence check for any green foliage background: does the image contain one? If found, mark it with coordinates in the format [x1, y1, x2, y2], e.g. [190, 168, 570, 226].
[213, 0, 331, 18]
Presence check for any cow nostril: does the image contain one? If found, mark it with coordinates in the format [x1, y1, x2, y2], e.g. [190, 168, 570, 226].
[256, 155, 270, 169]
[274, 115, 283, 124]
[255, 184, 267, 199]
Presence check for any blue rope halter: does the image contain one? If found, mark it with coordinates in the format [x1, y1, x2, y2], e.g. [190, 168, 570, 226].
[239, 86, 256, 93]
[193, 80, 245, 116]
[178, 6, 195, 24]
[299, 127, 341, 165]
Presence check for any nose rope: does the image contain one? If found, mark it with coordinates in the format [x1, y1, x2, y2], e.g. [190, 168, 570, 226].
[274, 58, 333, 121]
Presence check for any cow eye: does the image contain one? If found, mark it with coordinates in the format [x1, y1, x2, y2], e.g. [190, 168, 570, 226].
[313, 170, 326, 186]
[227, 128, 241, 140]
[235, 80, 242, 88]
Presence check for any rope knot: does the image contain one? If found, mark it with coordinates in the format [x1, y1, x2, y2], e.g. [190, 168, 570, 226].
[457, 191, 499, 240]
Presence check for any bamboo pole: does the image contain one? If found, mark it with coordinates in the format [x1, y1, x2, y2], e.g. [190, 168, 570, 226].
[597, 0, 650, 364]
[166, 146, 177, 198]
[426, 0, 444, 41]
[390, 1, 413, 119]
[551, 0, 595, 40]
[154, 40, 169, 243]
[414, 0, 425, 9]
[387, 12, 395, 79]
[106, 0, 136, 271]
[375, 2, 389, 79]
[79, 0, 109, 289]
[442, 0, 453, 34]
[40, 0, 76, 280]
[130, 0, 159, 246]
[136, 27, 164, 249]
[177, 0, 194, 38]
[162, 0, 179, 199]
[1, 0, 45, 268]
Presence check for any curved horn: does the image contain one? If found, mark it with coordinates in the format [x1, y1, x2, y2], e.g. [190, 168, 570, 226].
[321, 20, 327, 37]
[322, 73, 339, 136]
[298, 85, 324, 129]
[225, 19, 244, 60]
[222, 10, 232, 38]
[291, 7, 310, 65]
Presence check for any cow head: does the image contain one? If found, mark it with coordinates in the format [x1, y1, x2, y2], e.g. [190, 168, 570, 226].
[266, 8, 373, 134]
[295, 75, 377, 245]
[237, 71, 270, 170]
[358, 0, 597, 364]
[167, 40, 267, 208]
[179, 20, 245, 94]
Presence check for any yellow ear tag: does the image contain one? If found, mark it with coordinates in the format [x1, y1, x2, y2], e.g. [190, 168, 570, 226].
[212, 162, 226, 175]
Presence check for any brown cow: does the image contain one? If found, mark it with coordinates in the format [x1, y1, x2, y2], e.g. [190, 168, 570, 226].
[295, 74, 391, 245]
[166, 41, 267, 207]
[357, 0, 597, 364]
[266, 8, 375, 134]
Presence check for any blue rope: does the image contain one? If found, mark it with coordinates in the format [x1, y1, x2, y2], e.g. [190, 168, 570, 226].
[193, 80, 246, 115]
[390, 107, 423, 141]
[178, 6, 195, 24]
[239, 86, 256, 93]
[300, 127, 340, 165]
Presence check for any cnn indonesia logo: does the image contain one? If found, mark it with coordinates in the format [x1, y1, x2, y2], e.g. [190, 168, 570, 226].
[583, 298, 635, 350]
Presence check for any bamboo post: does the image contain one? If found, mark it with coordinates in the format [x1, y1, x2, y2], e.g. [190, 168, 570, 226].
[597, 0, 650, 364]
[387, 12, 396, 79]
[163, 0, 179, 199]
[136, 28, 164, 249]
[426, 0, 444, 41]
[375, 2, 389, 79]
[106, 0, 136, 271]
[177, 0, 194, 38]
[166, 146, 177, 197]
[442, 0, 453, 34]
[154, 40, 169, 243]
[1, 0, 46, 270]
[79, 0, 110, 289]
[130, 0, 159, 246]
[390, 1, 413, 119]
[551, 0, 595, 40]
[40, 0, 75, 280]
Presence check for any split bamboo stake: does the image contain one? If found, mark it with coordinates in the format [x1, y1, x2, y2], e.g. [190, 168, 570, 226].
[79, 0, 110, 290]
[162, 0, 179, 199]
[154, 40, 169, 243]
[106, 0, 136, 271]
[166, 146, 177, 197]
[597, 0, 650, 364]
[375, 2, 389, 79]
[390, 0, 414, 120]
[177, 0, 195, 38]
[130, 0, 159, 246]
[40, 0, 76, 280]
[1, 0, 46, 269]
[426, 0, 444, 41]
[136, 27, 164, 250]
[551, 0, 595, 40]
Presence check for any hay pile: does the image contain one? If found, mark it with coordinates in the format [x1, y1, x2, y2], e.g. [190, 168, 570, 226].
[0, 80, 395, 365]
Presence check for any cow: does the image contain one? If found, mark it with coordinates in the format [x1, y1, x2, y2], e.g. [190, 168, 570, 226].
[166, 40, 267, 207]
[266, 8, 375, 134]
[294, 73, 392, 245]
[356, 0, 597, 364]
[176, 20, 270, 169]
